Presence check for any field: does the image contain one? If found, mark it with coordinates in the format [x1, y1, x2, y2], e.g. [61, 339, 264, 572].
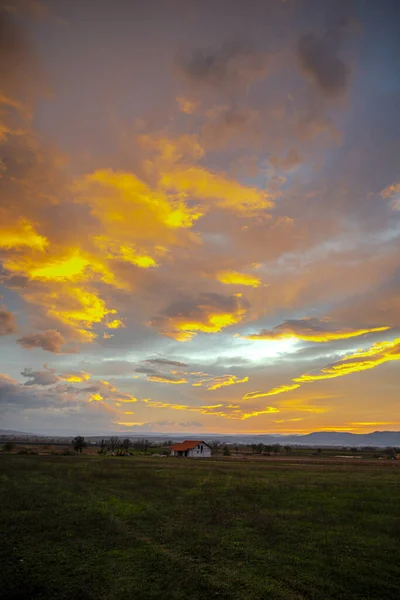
[1, 455, 399, 600]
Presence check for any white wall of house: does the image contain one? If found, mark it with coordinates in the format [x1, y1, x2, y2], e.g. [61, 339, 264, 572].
[188, 443, 211, 458]
[171, 443, 211, 457]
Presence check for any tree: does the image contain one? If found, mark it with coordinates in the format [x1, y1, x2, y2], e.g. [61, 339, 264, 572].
[143, 439, 150, 454]
[272, 443, 280, 455]
[284, 445, 291, 454]
[72, 436, 86, 454]
[223, 445, 231, 456]
[122, 438, 130, 451]
[233, 444, 240, 456]
[3, 441, 15, 452]
[110, 437, 121, 451]
[256, 443, 264, 455]
[250, 444, 257, 455]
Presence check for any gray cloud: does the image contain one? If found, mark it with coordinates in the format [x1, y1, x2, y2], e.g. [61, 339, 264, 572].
[144, 358, 188, 368]
[0, 309, 17, 335]
[21, 367, 59, 386]
[179, 421, 204, 428]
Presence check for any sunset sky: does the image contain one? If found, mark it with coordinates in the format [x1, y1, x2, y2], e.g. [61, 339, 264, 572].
[1, 0, 399, 435]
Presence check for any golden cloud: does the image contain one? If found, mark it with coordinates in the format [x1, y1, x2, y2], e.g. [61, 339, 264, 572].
[254, 337, 400, 401]
[244, 317, 389, 343]
[243, 384, 300, 400]
[58, 371, 91, 383]
[216, 270, 262, 288]
[194, 374, 249, 391]
[147, 375, 188, 384]
[151, 292, 249, 341]
[142, 398, 278, 420]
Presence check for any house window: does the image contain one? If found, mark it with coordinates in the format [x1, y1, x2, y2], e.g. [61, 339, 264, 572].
[200, 444, 203, 452]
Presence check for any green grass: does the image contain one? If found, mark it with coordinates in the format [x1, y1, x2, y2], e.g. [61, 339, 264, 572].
[1, 455, 399, 600]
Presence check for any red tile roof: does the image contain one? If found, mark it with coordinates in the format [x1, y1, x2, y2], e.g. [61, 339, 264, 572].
[171, 440, 209, 451]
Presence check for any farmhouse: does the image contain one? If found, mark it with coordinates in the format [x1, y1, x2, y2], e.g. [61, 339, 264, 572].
[170, 440, 211, 458]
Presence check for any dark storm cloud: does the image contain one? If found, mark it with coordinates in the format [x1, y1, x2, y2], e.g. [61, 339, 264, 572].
[0, 309, 17, 335]
[0, 2, 45, 108]
[178, 40, 269, 91]
[297, 1, 354, 97]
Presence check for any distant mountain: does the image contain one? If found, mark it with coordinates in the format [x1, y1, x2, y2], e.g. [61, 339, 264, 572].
[1, 429, 399, 447]
[0, 429, 31, 436]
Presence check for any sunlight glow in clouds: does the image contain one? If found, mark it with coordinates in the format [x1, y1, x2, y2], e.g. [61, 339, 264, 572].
[1, 0, 399, 434]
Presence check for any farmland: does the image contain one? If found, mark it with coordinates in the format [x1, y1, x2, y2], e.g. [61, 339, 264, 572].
[1, 455, 399, 600]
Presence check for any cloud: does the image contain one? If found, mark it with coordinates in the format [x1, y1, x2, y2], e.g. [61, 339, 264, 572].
[252, 336, 400, 402]
[194, 374, 249, 391]
[144, 358, 188, 368]
[298, 33, 348, 97]
[243, 384, 301, 400]
[21, 367, 59, 386]
[176, 96, 198, 114]
[178, 40, 269, 92]
[150, 292, 250, 341]
[294, 337, 400, 383]
[147, 374, 188, 384]
[202, 106, 260, 149]
[244, 318, 390, 343]
[17, 330, 67, 353]
[0, 309, 17, 335]
[142, 398, 279, 421]
[82, 380, 138, 404]
[58, 371, 91, 383]
[216, 270, 262, 288]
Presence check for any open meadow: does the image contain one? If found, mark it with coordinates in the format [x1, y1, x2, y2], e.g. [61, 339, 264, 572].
[1, 455, 399, 600]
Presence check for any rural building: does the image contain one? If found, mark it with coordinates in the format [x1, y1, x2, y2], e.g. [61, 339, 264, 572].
[170, 440, 211, 458]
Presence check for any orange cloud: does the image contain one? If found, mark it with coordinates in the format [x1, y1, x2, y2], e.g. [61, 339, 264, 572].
[151, 292, 249, 341]
[294, 337, 400, 383]
[381, 182, 400, 198]
[253, 337, 400, 402]
[176, 96, 198, 114]
[195, 374, 249, 391]
[147, 375, 188, 384]
[58, 372, 91, 383]
[142, 398, 279, 421]
[107, 319, 125, 330]
[216, 270, 262, 288]
[0, 218, 47, 251]
[159, 166, 274, 215]
[245, 317, 389, 343]
[243, 384, 300, 399]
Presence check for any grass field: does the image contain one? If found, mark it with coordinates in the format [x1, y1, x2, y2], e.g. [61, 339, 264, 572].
[1, 455, 399, 600]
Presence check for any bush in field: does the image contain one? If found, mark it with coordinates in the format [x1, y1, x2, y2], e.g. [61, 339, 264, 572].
[3, 442, 15, 452]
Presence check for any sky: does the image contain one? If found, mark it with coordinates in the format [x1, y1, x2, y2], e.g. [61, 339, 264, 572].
[0, 0, 399, 436]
